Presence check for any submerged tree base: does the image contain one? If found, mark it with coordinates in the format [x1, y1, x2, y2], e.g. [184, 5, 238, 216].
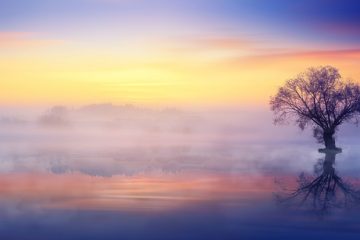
[318, 148, 342, 154]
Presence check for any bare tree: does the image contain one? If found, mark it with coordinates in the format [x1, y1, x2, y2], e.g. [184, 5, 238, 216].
[270, 66, 360, 149]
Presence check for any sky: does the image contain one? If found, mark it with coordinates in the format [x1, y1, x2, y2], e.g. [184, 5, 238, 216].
[2, 2, 360, 237]
[1, 0, 360, 107]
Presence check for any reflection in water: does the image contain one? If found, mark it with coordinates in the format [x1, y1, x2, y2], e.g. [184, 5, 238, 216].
[0, 172, 274, 213]
[1, 145, 360, 239]
[1, 107, 360, 238]
[276, 149, 360, 214]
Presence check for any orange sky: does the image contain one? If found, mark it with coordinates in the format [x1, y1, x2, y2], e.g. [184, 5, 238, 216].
[1, 34, 359, 107]
[1, 1, 360, 107]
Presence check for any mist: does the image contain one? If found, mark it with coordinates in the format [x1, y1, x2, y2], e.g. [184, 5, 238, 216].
[0, 103, 358, 177]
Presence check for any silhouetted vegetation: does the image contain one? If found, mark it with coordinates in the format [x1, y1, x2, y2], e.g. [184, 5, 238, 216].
[38, 106, 70, 127]
[270, 66, 360, 150]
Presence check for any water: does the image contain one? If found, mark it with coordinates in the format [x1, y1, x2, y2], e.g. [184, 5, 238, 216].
[0, 107, 359, 239]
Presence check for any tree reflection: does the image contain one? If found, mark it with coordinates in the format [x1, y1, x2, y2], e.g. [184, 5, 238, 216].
[276, 149, 360, 214]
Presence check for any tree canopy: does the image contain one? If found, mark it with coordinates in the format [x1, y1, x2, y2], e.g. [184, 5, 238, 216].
[270, 66, 360, 149]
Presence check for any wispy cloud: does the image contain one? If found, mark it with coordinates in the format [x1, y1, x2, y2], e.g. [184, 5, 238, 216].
[221, 48, 360, 68]
[0, 32, 64, 49]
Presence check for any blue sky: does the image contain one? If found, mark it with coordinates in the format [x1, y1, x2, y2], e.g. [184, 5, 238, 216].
[1, 0, 360, 46]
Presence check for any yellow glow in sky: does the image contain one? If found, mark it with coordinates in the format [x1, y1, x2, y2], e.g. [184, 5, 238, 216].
[1, 35, 360, 107]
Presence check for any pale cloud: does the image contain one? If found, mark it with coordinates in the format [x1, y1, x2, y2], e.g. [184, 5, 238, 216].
[0, 32, 64, 49]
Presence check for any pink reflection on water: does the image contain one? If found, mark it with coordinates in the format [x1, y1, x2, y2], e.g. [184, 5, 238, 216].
[0, 172, 276, 212]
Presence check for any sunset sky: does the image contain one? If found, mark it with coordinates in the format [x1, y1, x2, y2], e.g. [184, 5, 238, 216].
[2, 3, 360, 238]
[1, 0, 360, 107]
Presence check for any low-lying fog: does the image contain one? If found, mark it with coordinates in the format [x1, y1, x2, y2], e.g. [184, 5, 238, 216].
[0, 103, 359, 177]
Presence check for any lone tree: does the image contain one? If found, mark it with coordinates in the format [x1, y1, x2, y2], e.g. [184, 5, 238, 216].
[270, 66, 360, 150]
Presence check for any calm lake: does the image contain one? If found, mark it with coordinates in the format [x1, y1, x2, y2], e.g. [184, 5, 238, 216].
[0, 108, 359, 239]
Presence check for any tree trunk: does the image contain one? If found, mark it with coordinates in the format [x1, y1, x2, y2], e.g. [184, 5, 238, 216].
[323, 130, 336, 149]
[323, 150, 336, 174]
